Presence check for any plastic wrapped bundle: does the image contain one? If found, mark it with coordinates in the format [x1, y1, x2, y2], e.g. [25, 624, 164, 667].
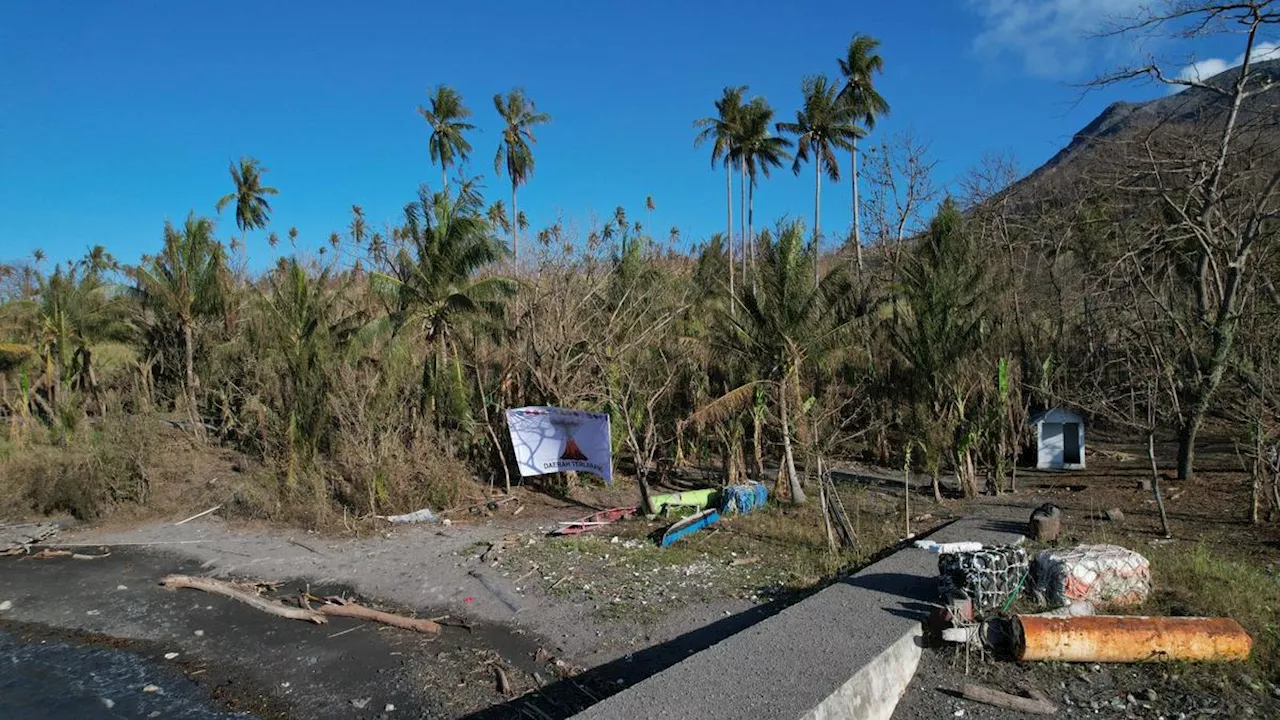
[1032, 544, 1150, 608]
[938, 545, 1029, 618]
[720, 482, 768, 514]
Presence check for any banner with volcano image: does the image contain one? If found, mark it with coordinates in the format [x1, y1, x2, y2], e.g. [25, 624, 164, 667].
[504, 406, 613, 484]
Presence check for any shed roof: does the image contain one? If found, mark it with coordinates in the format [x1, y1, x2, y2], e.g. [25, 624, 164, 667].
[1027, 406, 1083, 426]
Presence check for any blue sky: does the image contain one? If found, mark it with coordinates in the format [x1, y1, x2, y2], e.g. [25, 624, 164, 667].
[0, 0, 1265, 269]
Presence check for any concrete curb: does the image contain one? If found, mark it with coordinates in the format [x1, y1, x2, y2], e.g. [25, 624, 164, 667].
[571, 510, 1025, 720]
[802, 625, 923, 720]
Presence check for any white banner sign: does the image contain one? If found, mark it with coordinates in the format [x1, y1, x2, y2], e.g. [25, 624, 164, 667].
[505, 406, 613, 484]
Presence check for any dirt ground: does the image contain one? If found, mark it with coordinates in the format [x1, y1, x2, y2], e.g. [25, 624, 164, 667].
[895, 436, 1280, 719]
[0, 472, 937, 719]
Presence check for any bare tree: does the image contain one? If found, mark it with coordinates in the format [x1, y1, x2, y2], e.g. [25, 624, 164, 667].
[1088, 0, 1280, 479]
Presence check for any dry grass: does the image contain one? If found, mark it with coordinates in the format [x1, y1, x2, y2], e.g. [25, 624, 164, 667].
[1143, 543, 1280, 684]
[501, 497, 907, 624]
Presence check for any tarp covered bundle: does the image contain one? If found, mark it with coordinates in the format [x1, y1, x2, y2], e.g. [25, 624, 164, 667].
[938, 545, 1029, 618]
[719, 482, 767, 514]
[1032, 544, 1150, 608]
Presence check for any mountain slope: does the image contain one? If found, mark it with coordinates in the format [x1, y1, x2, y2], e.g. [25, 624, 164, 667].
[1025, 57, 1280, 183]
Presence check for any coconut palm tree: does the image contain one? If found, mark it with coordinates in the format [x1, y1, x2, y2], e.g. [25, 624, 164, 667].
[777, 76, 863, 284]
[418, 85, 476, 194]
[131, 213, 227, 437]
[694, 86, 748, 303]
[215, 157, 278, 235]
[493, 88, 551, 259]
[34, 263, 131, 413]
[373, 186, 516, 430]
[837, 34, 890, 275]
[733, 97, 792, 276]
[692, 221, 857, 503]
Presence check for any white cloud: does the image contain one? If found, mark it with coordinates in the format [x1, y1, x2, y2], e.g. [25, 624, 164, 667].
[1174, 41, 1280, 88]
[968, 0, 1146, 77]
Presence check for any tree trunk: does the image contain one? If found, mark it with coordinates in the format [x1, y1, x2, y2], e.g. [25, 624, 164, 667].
[1176, 412, 1200, 481]
[182, 320, 203, 439]
[739, 163, 747, 282]
[852, 139, 863, 279]
[747, 177, 755, 288]
[726, 165, 734, 312]
[1250, 421, 1262, 525]
[931, 466, 942, 503]
[752, 407, 764, 482]
[813, 157, 822, 287]
[442, 166, 449, 196]
[779, 381, 806, 504]
[1149, 431, 1172, 537]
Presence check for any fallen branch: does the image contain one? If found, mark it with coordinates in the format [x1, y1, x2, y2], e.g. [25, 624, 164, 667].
[174, 505, 222, 526]
[160, 575, 327, 624]
[960, 683, 1057, 715]
[287, 538, 322, 555]
[307, 597, 439, 634]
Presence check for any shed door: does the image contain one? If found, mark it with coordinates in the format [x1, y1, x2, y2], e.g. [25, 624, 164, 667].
[1063, 423, 1081, 464]
[1040, 423, 1065, 468]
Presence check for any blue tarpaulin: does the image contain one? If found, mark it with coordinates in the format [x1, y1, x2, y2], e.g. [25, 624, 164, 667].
[719, 482, 768, 514]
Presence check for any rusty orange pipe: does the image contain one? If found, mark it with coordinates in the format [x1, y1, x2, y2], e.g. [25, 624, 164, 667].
[1016, 615, 1252, 663]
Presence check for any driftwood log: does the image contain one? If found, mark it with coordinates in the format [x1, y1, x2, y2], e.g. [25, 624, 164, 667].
[160, 575, 327, 624]
[308, 597, 439, 634]
[960, 683, 1057, 715]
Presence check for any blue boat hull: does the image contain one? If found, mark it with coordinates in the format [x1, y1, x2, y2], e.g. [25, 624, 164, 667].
[660, 509, 720, 547]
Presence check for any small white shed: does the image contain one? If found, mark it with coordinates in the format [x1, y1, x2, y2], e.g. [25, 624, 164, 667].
[1028, 407, 1086, 470]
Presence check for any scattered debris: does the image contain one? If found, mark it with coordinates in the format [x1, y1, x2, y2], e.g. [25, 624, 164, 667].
[0, 522, 58, 556]
[73, 551, 111, 560]
[552, 507, 636, 536]
[480, 534, 522, 563]
[32, 547, 113, 561]
[350, 697, 371, 709]
[494, 665, 513, 697]
[326, 625, 362, 639]
[141, 685, 161, 694]
[0, 600, 11, 611]
[378, 507, 437, 524]
[915, 540, 983, 555]
[287, 538, 322, 555]
[1032, 544, 1150, 608]
[730, 555, 760, 566]
[1016, 615, 1252, 663]
[303, 595, 439, 634]
[820, 473, 856, 549]
[469, 570, 520, 614]
[173, 505, 222, 526]
[1027, 600, 1095, 618]
[33, 549, 72, 559]
[384, 704, 396, 712]
[1028, 503, 1062, 542]
[1104, 508, 1125, 523]
[163, 652, 179, 660]
[959, 683, 1057, 715]
[659, 508, 720, 547]
[159, 575, 327, 624]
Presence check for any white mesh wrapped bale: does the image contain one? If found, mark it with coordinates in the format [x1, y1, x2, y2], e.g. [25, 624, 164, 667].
[937, 545, 1029, 618]
[1032, 544, 1150, 608]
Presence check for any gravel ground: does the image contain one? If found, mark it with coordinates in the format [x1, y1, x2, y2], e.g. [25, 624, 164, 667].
[895, 644, 1280, 719]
